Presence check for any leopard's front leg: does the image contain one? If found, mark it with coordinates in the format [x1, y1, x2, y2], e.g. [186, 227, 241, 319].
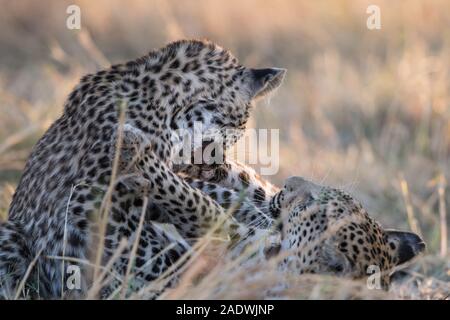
[136, 150, 258, 248]
[176, 159, 280, 216]
[119, 127, 275, 256]
[183, 177, 273, 230]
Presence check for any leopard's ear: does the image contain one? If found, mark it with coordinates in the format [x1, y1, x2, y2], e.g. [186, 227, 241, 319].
[280, 176, 320, 209]
[321, 236, 353, 275]
[385, 230, 426, 265]
[250, 68, 286, 98]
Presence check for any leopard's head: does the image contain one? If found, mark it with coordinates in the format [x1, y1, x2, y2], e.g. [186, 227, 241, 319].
[270, 177, 425, 289]
[150, 40, 286, 162]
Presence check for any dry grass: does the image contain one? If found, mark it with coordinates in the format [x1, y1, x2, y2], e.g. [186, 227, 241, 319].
[0, 0, 449, 299]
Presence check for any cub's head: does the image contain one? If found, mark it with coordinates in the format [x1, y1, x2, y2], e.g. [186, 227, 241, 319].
[271, 177, 425, 289]
[140, 39, 285, 161]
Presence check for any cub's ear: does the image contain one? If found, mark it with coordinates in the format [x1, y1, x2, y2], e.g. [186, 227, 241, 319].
[385, 230, 426, 265]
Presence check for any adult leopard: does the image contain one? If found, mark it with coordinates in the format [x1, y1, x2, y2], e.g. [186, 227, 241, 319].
[183, 161, 426, 291]
[0, 39, 286, 299]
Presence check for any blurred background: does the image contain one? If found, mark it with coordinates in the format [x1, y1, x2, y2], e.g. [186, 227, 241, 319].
[0, 0, 448, 298]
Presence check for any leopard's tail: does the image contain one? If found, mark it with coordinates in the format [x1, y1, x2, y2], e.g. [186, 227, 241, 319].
[0, 220, 32, 299]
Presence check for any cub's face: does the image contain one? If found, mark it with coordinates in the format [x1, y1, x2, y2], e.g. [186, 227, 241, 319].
[160, 40, 285, 161]
[276, 177, 425, 289]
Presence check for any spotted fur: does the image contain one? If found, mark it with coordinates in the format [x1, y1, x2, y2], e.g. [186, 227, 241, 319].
[182, 165, 426, 289]
[1, 39, 286, 299]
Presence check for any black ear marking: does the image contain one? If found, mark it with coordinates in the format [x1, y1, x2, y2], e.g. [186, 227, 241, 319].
[252, 68, 279, 84]
[250, 68, 286, 98]
[385, 230, 426, 265]
[321, 237, 352, 275]
[264, 242, 281, 259]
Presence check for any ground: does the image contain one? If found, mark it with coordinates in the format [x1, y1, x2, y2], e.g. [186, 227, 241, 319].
[0, 0, 448, 299]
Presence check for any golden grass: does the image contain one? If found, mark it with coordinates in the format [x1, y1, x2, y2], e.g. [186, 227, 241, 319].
[0, 0, 449, 299]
